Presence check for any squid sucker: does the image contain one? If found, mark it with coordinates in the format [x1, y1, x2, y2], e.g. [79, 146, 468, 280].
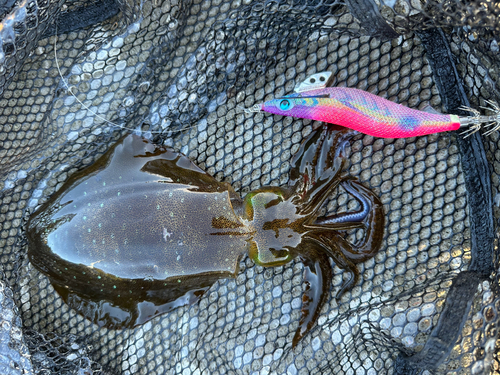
[27, 126, 384, 347]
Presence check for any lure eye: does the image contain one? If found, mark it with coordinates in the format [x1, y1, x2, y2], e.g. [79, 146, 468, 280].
[279, 99, 293, 111]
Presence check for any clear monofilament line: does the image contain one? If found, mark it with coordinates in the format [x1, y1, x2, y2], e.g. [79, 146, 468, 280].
[55, 22, 232, 136]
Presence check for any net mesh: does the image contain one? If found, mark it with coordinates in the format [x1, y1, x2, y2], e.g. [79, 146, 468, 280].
[0, 0, 499, 374]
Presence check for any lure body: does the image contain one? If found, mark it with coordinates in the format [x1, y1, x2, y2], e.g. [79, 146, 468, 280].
[261, 87, 460, 138]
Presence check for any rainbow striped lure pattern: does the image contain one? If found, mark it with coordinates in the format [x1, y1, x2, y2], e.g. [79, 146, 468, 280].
[244, 83, 500, 139]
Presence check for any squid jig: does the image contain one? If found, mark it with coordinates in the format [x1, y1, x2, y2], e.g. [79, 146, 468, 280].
[243, 71, 500, 139]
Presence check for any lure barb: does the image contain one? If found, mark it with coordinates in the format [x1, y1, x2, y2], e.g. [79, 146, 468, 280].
[241, 72, 500, 139]
[478, 100, 500, 136]
[458, 105, 484, 138]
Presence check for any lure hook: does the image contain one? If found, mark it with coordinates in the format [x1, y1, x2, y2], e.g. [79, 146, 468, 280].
[480, 100, 500, 136]
[458, 105, 482, 138]
[459, 100, 500, 138]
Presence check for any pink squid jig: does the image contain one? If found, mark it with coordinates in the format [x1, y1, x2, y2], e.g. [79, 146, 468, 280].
[243, 72, 500, 139]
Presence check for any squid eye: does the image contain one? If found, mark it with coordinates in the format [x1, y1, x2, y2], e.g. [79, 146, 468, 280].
[279, 99, 292, 111]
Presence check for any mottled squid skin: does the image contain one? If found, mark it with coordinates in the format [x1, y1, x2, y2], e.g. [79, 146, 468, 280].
[262, 87, 461, 138]
[27, 127, 384, 347]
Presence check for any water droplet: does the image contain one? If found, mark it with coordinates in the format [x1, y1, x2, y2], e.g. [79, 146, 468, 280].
[138, 82, 150, 94]
[123, 96, 135, 107]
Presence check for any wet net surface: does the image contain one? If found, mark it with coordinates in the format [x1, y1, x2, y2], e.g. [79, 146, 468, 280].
[0, 0, 499, 374]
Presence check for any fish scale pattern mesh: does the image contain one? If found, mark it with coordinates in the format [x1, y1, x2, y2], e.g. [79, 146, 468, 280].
[0, 0, 499, 374]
